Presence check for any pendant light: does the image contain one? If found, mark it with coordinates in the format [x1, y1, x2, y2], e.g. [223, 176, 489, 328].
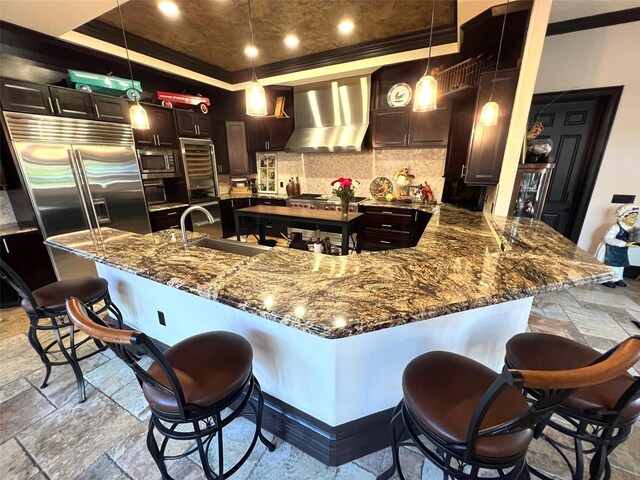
[117, 0, 149, 129]
[479, 2, 509, 127]
[413, 0, 438, 112]
[245, 0, 267, 116]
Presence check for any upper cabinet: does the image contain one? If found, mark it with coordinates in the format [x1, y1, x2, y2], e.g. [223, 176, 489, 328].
[371, 106, 450, 148]
[1, 78, 132, 124]
[49, 86, 94, 119]
[133, 105, 178, 148]
[175, 110, 212, 138]
[246, 117, 294, 152]
[464, 68, 519, 185]
[1, 79, 56, 116]
[90, 95, 130, 123]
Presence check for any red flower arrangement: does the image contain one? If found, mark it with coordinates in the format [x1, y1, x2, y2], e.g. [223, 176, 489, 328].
[331, 177, 359, 203]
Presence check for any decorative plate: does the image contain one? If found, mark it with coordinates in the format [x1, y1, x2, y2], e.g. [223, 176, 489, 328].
[370, 177, 394, 198]
[387, 82, 412, 108]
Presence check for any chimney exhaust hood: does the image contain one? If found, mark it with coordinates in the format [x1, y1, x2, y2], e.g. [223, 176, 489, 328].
[285, 76, 370, 153]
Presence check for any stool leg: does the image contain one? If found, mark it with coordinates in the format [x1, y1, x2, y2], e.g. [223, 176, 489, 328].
[146, 419, 173, 480]
[106, 296, 125, 329]
[192, 421, 217, 480]
[52, 316, 86, 403]
[27, 317, 52, 388]
[254, 379, 276, 451]
[377, 401, 406, 480]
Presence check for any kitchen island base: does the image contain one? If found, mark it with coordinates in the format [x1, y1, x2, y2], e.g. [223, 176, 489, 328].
[96, 262, 532, 465]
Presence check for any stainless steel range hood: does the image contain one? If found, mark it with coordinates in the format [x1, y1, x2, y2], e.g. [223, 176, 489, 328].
[285, 76, 370, 153]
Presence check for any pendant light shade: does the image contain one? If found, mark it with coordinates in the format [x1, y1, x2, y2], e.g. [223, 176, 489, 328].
[117, 0, 149, 129]
[413, 0, 438, 112]
[479, 101, 499, 127]
[130, 101, 150, 129]
[244, 0, 267, 117]
[480, 2, 509, 128]
[413, 75, 438, 112]
[245, 78, 267, 117]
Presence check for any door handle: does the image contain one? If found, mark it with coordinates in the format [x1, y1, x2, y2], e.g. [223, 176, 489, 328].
[381, 224, 392, 228]
[2, 238, 9, 253]
[55, 98, 61, 114]
[47, 97, 54, 114]
[94, 104, 100, 118]
[461, 164, 466, 178]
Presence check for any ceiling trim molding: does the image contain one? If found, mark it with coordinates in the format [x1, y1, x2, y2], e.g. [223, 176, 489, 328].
[75, 20, 235, 83]
[74, 20, 458, 85]
[546, 7, 640, 36]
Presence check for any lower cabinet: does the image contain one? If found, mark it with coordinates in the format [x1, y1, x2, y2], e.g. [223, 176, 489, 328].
[358, 206, 431, 251]
[149, 207, 192, 232]
[1, 229, 57, 306]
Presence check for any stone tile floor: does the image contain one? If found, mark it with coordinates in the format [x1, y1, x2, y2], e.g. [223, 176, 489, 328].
[1, 280, 639, 479]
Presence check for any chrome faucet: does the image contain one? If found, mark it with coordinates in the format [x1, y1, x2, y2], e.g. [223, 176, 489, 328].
[180, 206, 215, 243]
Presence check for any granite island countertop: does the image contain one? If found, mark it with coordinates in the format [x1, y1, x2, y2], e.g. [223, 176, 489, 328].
[45, 206, 613, 339]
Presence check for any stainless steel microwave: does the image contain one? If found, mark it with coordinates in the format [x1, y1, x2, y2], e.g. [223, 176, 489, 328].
[137, 148, 178, 179]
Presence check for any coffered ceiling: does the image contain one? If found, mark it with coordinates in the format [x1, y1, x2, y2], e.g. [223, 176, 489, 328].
[91, 0, 456, 73]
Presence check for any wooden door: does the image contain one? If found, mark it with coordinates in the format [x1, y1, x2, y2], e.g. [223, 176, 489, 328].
[371, 109, 410, 148]
[0, 79, 54, 116]
[268, 118, 294, 150]
[194, 113, 212, 137]
[465, 69, 519, 185]
[91, 95, 130, 123]
[150, 107, 178, 147]
[49, 87, 95, 119]
[1, 231, 57, 290]
[529, 98, 602, 238]
[225, 121, 249, 174]
[175, 110, 197, 136]
[246, 120, 269, 151]
[408, 104, 451, 147]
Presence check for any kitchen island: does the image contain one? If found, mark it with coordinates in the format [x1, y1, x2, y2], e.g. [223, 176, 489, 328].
[45, 205, 612, 465]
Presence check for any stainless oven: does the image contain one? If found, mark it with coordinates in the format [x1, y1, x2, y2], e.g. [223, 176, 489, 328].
[137, 148, 178, 179]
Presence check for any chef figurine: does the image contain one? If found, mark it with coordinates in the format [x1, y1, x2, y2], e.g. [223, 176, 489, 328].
[595, 204, 639, 288]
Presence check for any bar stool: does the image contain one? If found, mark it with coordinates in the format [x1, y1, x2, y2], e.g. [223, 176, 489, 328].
[0, 259, 123, 403]
[377, 336, 640, 480]
[65, 297, 276, 480]
[505, 333, 640, 480]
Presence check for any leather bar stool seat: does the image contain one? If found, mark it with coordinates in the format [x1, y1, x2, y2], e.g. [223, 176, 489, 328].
[403, 351, 533, 458]
[142, 331, 253, 413]
[506, 333, 640, 418]
[21, 277, 109, 315]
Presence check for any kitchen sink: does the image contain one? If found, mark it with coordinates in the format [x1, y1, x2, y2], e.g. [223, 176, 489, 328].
[189, 237, 271, 256]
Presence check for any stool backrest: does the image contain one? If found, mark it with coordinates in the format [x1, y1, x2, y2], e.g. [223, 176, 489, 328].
[66, 297, 190, 419]
[0, 259, 39, 313]
[464, 336, 640, 462]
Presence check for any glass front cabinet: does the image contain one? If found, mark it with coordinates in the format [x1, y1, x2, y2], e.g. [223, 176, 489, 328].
[509, 162, 555, 220]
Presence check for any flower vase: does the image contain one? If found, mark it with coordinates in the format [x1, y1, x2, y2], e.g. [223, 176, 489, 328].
[341, 199, 349, 219]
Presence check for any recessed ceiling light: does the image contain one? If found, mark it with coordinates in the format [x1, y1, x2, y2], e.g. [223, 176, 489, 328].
[284, 35, 299, 48]
[158, 1, 179, 17]
[338, 20, 354, 34]
[244, 45, 259, 58]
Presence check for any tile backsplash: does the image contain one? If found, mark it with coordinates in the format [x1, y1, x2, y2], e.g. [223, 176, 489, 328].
[224, 148, 446, 201]
[0, 191, 17, 225]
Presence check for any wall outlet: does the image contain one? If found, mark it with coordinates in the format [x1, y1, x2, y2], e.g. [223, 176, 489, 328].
[611, 194, 636, 204]
[280, 181, 284, 188]
[157, 311, 166, 326]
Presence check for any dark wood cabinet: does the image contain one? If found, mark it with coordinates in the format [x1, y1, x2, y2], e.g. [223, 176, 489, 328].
[465, 68, 519, 185]
[133, 106, 178, 148]
[226, 122, 250, 174]
[175, 110, 212, 138]
[91, 95, 130, 123]
[443, 96, 476, 178]
[49, 86, 94, 120]
[372, 107, 450, 149]
[148, 206, 191, 232]
[408, 105, 451, 146]
[246, 118, 294, 152]
[1, 230, 57, 306]
[371, 109, 410, 148]
[358, 206, 430, 251]
[0, 79, 54, 116]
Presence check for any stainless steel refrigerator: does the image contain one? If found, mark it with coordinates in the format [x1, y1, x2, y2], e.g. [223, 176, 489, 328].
[4, 112, 151, 279]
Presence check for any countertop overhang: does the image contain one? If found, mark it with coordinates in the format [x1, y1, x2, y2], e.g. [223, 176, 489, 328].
[45, 205, 613, 339]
